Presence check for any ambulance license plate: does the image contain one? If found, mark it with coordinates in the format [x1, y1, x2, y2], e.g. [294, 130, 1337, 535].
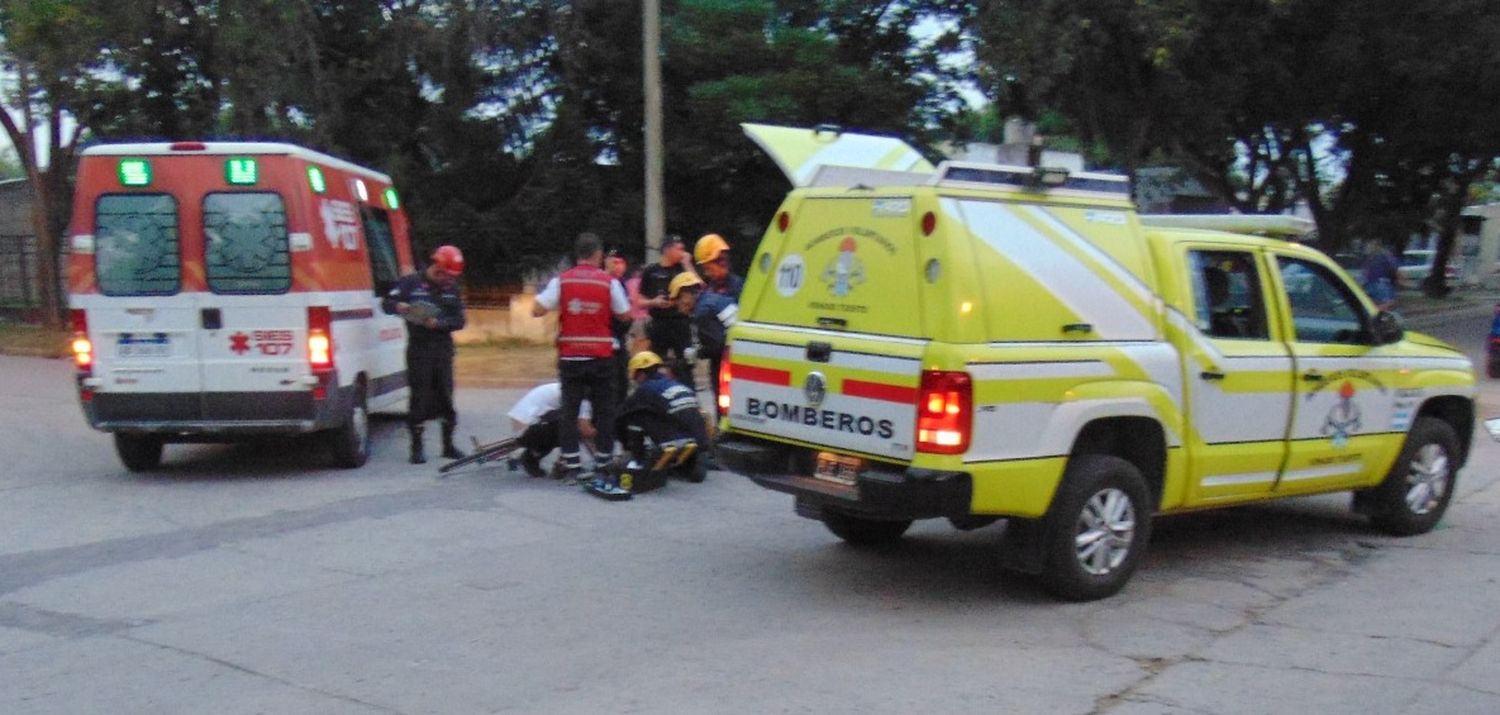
[814, 452, 862, 487]
[116, 334, 170, 358]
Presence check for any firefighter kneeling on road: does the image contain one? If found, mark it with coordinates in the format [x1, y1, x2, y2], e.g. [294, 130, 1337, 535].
[615, 350, 710, 486]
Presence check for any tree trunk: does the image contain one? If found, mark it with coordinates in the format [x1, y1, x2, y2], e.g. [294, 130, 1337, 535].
[1422, 161, 1482, 298]
[28, 173, 62, 328]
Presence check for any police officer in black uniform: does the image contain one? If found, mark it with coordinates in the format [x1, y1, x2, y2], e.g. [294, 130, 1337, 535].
[637, 235, 697, 386]
[382, 245, 467, 464]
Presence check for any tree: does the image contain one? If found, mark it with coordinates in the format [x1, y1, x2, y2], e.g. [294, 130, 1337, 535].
[971, 0, 1500, 280]
[0, 0, 124, 327]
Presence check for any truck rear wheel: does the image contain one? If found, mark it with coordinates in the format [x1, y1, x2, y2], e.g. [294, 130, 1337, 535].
[329, 386, 370, 469]
[1040, 455, 1151, 601]
[822, 511, 912, 546]
[114, 434, 164, 472]
[1364, 416, 1458, 536]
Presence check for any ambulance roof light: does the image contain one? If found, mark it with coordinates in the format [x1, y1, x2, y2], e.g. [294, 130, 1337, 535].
[383, 187, 400, 210]
[307, 166, 327, 193]
[225, 157, 258, 185]
[117, 159, 152, 187]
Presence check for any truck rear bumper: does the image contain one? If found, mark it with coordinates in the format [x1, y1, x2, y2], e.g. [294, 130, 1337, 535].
[719, 433, 971, 520]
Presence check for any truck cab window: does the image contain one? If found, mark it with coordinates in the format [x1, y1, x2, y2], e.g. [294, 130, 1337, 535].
[204, 192, 290, 294]
[361, 206, 400, 296]
[94, 194, 181, 296]
[1277, 257, 1367, 344]
[1188, 250, 1268, 340]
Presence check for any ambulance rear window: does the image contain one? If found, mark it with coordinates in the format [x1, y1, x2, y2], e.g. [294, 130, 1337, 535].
[204, 192, 290, 294]
[95, 194, 181, 296]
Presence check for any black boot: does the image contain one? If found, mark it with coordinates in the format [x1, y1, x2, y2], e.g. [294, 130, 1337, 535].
[440, 420, 465, 460]
[409, 424, 427, 465]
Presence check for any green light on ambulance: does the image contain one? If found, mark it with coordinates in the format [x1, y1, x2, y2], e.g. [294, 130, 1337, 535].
[383, 188, 400, 210]
[225, 157, 258, 185]
[118, 159, 152, 187]
[307, 166, 327, 193]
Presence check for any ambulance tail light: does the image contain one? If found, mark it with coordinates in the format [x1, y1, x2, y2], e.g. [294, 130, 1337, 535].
[70, 309, 93, 373]
[717, 348, 732, 416]
[304, 304, 331, 395]
[916, 370, 971, 455]
[169, 142, 207, 151]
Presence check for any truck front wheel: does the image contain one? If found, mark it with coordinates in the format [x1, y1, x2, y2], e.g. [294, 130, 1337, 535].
[822, 511, 912, 546]
[1363, 416, 1458, 536]
[114, 433, 164, 472]
[1040, 455, 1152, 601]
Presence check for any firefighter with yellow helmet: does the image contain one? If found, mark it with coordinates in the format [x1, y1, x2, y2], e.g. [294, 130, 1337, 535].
[693, 233, 744, 300]
[616, 350, 709, 483]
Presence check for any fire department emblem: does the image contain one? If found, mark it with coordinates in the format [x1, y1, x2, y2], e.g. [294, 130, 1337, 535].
[804, 371, 827, 407]
[1321, 381, 1362, 448]
[820, 236, 866, 297]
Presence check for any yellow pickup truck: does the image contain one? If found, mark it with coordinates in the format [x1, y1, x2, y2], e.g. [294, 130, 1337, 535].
[715, 124, 1476, 600]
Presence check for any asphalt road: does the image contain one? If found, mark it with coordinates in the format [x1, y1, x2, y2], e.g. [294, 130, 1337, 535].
[1, 304, 1497, 714]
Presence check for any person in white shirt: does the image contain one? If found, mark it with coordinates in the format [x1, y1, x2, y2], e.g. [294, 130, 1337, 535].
[507, 382, 594, 479]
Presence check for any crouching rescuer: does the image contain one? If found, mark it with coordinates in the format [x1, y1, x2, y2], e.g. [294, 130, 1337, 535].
[383, 245, 468, 464]
[616, 350, 709, 485]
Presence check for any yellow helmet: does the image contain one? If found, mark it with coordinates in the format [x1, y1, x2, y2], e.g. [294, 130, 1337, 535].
[694, 233, 730, 264]
[668, 271, 705, 298]
[628, 351, 663, 373]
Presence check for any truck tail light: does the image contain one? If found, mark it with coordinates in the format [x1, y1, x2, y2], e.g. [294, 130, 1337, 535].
[70, 308, 93, 374]
[916, 369, 971, 455]
[717, 347, 732, 416]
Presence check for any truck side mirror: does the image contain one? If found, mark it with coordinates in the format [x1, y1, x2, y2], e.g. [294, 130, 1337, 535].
[1372, 310, 1405, 345]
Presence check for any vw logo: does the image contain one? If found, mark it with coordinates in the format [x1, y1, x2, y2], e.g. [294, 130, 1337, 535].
[804, 371, 827, 407]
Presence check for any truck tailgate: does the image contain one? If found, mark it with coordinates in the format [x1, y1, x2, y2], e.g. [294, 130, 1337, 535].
[724, 324, 924, 463]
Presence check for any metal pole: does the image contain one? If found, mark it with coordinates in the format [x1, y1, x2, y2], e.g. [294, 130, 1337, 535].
[643, 0, 665, 261]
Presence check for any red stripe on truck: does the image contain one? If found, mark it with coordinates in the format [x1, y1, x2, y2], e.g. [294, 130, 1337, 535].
[733, 363, 792, 386]
[842, 378, 918, 404]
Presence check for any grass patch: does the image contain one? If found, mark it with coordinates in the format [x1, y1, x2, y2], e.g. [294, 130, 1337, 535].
[0, 322, 69, 358]
[454, 342, 558, 388]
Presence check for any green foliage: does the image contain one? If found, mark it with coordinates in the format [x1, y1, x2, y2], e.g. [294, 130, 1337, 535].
[973, 0, 1500, 260]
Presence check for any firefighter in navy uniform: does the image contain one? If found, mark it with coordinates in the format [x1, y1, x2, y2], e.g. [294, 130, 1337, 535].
[616, 350, 709, 483]
[382, 245, 468, 464]
[531, 233, 632, 483]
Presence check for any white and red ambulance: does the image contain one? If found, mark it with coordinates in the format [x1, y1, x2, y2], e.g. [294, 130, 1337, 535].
[66, 142, 415, 470]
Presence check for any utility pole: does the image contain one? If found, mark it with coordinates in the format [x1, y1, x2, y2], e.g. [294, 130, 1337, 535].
[643, 0, 665, 261]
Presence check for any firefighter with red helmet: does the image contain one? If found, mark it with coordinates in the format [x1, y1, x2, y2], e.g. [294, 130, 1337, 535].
[531, 233, 632, 483]
[382, 244, 468, 464]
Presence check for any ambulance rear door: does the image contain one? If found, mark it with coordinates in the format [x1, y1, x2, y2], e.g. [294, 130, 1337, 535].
[84, 188, 206, 413]
[193, 159, 310, 419]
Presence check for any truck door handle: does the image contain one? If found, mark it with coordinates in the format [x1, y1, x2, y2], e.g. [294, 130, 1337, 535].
[1302, 370, 1325, 383]
[1199, 370, 1226, 381]
[1062, 323, 1094, 335]
[201, 308, 222, 330]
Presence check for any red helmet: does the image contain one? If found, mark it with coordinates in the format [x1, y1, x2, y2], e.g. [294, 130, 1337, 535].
[431, 245, 464, 274]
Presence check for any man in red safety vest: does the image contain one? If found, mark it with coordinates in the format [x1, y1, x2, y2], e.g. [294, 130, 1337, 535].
[532, 233, 632, 482]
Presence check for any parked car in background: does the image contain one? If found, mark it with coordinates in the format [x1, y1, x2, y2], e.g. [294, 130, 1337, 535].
[1398, 250, 1460, 285]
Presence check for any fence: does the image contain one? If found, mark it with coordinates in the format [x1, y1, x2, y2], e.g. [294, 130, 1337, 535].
[0, 234, 41, 308]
